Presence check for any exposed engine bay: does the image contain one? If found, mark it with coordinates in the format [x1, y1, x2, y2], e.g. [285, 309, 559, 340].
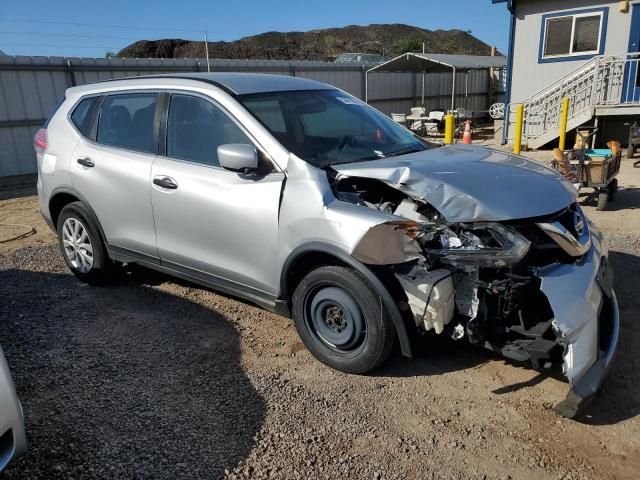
[330, 172, 589, 385]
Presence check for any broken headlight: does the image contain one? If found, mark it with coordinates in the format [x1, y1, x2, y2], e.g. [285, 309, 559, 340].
[424, 223, 531, 268]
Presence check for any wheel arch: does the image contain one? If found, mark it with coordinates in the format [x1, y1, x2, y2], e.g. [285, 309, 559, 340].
[49, 190, 80, 228]
[280, 242, 414, 357]
[48, 187, 109, 247]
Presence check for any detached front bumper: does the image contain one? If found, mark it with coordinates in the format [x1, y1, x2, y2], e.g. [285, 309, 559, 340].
[537, 226, 619, 418]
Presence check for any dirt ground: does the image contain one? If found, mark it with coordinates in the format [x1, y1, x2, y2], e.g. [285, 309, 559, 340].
[1, 153, 639, 479]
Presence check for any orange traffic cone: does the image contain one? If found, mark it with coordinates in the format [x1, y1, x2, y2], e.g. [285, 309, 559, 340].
[462, 120, 472, 144]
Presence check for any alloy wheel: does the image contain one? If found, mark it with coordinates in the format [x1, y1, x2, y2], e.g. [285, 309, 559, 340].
[62, 217, 94, 273]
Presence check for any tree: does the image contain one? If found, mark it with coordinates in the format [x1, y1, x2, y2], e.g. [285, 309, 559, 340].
[394, 35, 424, 55]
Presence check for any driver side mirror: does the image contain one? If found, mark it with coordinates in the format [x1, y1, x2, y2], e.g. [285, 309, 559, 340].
[218, 144, 258, 173]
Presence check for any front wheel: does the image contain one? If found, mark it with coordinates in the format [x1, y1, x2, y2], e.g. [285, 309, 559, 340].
[291, 265, 395, 374]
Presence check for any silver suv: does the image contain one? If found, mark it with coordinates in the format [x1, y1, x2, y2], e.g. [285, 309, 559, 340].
[35, 73, 618, 417]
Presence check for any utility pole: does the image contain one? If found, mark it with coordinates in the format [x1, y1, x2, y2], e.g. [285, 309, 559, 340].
[204, 29, 211, 72]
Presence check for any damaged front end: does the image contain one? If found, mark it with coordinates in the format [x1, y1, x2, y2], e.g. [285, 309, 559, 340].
[332, 171, 619, 418]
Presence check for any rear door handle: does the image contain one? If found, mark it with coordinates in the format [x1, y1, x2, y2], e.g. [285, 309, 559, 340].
[77, 157, 94, 168]
[153, 176, 178, 190]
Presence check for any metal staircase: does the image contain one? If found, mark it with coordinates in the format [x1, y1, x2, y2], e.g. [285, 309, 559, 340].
[508, 55, 639, 150]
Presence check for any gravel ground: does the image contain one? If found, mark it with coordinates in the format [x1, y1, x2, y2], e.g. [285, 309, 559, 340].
[1, 157, 639, 479]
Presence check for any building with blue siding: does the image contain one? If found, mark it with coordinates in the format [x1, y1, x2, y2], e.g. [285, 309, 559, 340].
[494, 0, 640, 148]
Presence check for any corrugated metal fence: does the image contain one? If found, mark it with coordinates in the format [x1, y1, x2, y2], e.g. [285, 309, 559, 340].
[0, 56, 495, 178]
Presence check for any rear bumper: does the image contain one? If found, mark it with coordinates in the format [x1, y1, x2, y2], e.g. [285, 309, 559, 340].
[0, 348, 27, 471]
[537, 225, 620, 418]
[36, 179, 55, 232]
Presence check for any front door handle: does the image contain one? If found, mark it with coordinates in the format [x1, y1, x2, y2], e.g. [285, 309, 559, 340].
[77, 157, 94, 168]
[153, 176, 178, 190]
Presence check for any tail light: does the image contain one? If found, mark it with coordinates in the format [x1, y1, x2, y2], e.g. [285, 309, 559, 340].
[33, 128, 48, 153]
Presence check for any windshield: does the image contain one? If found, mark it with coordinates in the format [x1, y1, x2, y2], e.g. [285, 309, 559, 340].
[239, 89, 431, 167]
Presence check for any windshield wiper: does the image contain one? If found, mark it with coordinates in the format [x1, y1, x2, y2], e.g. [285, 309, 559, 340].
[328, 147, 422, 166]
[384, 146, 424, 158]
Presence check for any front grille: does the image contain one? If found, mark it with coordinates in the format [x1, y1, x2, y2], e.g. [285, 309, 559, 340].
[555, 206, 582, 236]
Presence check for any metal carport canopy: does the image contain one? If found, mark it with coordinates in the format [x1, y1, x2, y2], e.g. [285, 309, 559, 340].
[365, 52, 507, 111]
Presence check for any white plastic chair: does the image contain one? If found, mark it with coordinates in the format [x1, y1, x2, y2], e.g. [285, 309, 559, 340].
[428, 111, 445, 122]
[423, 111, 445, 138]
[456, 108, 473, 120]
[408, 107, 426, 132]
[391, 113, 407, 126]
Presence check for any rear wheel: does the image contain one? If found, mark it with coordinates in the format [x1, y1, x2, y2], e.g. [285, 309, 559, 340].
[57, 202, 115, 284]
[597, 190, 609, 211]
[291, 265, 395, 374]
[608, 178, 618, 201]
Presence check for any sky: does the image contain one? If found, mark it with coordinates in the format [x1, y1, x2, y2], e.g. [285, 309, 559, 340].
[0, 0, 511, 58]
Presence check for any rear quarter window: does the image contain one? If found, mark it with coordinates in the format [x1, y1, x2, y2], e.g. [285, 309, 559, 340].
[70, 97, 99, 136]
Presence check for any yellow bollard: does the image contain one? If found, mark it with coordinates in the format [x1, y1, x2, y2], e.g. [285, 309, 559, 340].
[444, 114, 454, 144]
[559, 97, 570, 151]
[513, 104, 524, 155]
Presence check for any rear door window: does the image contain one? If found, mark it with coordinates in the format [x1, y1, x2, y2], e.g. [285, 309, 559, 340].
[96, 93, 158, 154]
[70, 97, 98, 136]
[166, 94, 252, 167]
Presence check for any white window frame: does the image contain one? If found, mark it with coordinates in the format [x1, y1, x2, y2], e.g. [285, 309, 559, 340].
[542, 11, 604, 60]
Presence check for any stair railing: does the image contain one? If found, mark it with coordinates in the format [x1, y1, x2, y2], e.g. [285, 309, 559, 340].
[522, 58, 599, 146]
[508, 55, 640, 148]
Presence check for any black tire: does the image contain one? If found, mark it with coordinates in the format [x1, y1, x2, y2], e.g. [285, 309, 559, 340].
[597, 191, 608, 211]
[292, 265, 395, 374]
[56, 201, 115, 284]
[608, 178, 618, 201]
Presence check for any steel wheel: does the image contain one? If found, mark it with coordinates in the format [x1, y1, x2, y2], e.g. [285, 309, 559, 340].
[305, 286, 366, 355]
[61, 217, 94, 273]
[292, 266, 395, 373]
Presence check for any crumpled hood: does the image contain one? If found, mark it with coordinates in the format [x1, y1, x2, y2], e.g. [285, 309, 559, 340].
[331, 144, 577, 222]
